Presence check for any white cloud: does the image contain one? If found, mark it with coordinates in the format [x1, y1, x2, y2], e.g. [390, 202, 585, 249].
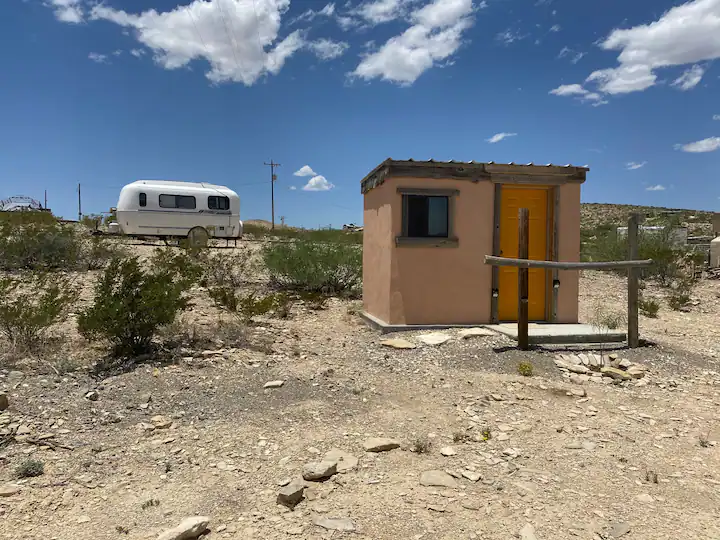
[586, 64, 657, 94]
[486, 132, 517, 143]
[497, 29, 526, 45]
[309, 39, 349, 60]
[353, 0, 412, 25]
[714, 114, 720, 120]
[302, 175, 334, 191]
[294, 165, 317, 177]
[352, 0, 475, 85]
[289, 186, 297, 190]
[47, 0, 83, 23]
[674, 136, 720, 153]
[626, 161, 647, 170]
[85, 0, 317, 86]
[478, 0, 488, 7]
[671, 64, 705, 90]
[558, 46, 585, 64]
[549, 84, 606, 106]
[88, 52, 109, 64]
[290, 2, 336, 24]
[646, 185, 666, 191]
[549, 24, 560, 32]
[130, 49, 146, 58]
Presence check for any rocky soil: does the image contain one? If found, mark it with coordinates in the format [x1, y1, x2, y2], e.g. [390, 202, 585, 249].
[1, 249, 720, 540]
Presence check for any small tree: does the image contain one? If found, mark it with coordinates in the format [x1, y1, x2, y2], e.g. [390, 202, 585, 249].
[78, 253, 197, 356]
[0, 273, 76, 350]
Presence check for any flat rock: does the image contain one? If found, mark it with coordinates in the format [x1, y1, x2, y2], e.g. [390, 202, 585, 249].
[461, 470, 481, 482]
[497, 432, 511, 441]
[636, 493, 654, 503]
[313, 517, 356, 532]
[0, 484, 21, 497]
[0, 392, 8, 411]
[277, 482, 305, 509]
[458, 327, 495, 339]
[363, 437, 401, 452]
[151, 416, 173, 429]
[626, 367, 646, 379]
[264, 380, 285, 389]
[601, 367, 632, 381]
[380, 338, 416, 349]
[440, 446, 457, 456]
[520, 523, 539, 540]
[420, 470, 458, 488]
[618, 359, 633, 369]
[609, 522, 631, 538]
[566, 364, 591, 374]
[417, 332, 452, 346]
[156, 516, 210, 540]
[324, 449, 358, 473]
[302, 460, 337, 481]
[85, 390, 99, 401]
[461, 499, 482, 510]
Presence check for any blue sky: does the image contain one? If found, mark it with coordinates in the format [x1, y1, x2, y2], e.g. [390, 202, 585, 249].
[1, 0, 719, 226]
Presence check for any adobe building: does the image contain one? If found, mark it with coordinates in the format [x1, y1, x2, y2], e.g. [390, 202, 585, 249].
[361, 159, 589, 329]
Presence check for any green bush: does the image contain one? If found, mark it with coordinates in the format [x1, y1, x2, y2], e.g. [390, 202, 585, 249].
[518, 361, 534, 377]
[243, 224, 362, 245]
[0, 219, 81, 271]
[15, 458, 44, 478]
[667, 276, 694, 311]
[639, 296, 660, 318]
[0, 273, 76, 349]
[262, 240, 362, 297]
[210, 287, 293, 322]
[200, 250, 251, 288]
[78, 253, 198, 356]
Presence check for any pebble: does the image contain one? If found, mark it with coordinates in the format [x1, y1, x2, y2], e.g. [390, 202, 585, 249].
[302, 461, 337, 481]
[323, 449, 358, 472]
[497, 433, 510, 441]
[264, 380, 285, 389]
[363, 437, 401, 452]
[636, 493, 654, 503]
[461, 470, 481, 482]
[85, 390, 99, 401]
[0, 392, 8, 411]
[0, 484, 21, 497]
[313, 517, 356, 532]
[519, 523, 539, 540]
[277, 482, 306, 509]
[459, 327, 495, 339]
[156, 516, 210, 540]
[440, 446, 457, 456]
[417, 332, 452, 345]
[609, 522, 631, 538]
[420, 470, 458, 488]
[380, 338, 416, 349]
[601, 367, 632, 381]
[151, 416, 173, 429]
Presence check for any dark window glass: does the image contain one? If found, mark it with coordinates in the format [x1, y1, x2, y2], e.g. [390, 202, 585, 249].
[208, 196, 230, 210]
[139, 193, 147, 207]
[405, 195, 449, 238]
[159, 194, 196, 209]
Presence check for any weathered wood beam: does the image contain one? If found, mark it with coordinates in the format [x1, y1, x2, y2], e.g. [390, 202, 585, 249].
[484, 256, 653, 270]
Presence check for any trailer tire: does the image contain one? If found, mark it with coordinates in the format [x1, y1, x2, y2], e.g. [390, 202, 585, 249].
[187, 227, 209, 248]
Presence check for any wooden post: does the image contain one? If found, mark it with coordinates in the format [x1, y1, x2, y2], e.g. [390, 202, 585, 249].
[627, 213, 641, 348]
[518, 208, 530, 350]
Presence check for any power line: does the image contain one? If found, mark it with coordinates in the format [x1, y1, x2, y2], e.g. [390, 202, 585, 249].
[264, 160, 280, 230]
[215, 0, 245, 79]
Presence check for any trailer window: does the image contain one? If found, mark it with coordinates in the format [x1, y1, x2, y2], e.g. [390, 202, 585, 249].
[139, 193, 147, 207]
[159, 194, 196, 209]
[208, 196, 230, 210]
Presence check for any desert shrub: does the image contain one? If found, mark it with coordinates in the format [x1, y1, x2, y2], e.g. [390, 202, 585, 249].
[262, 240, 362, 297]
[639, 296, 660, 318]
[0, 273, 76, 349]
[0, 219, 81, 271]
[209, 286, 240, 312]
[210, 287, 293, 322]
[78, 253, 198, 357]
[590, 304, 626, 331]
[667, 276, 694, 311]
[243, 224, 362, 245]
[199, 251, 252, 288]
[517, 361, 534, 377]
[410, 436, 432, 454]
[149, 246, 205, 283]
[80, 214, 103, 232]
[81, 237, 128, 270]
[15, 458, 44, 478]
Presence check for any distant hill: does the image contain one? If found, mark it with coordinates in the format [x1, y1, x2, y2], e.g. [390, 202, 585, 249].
[581, 203, 714, 236]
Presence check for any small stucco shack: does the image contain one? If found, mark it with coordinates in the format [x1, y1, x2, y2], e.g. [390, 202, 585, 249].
[361, 159, 589, 328]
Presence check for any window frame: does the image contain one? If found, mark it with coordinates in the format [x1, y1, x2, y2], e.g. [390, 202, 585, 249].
[208, 195, 230, 211]
[396, 187, 459, 247]
[159, 194, 197, 210]
[139, 192, 147, 207]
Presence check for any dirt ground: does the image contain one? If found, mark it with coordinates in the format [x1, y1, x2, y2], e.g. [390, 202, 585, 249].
[1, 244, 719, 540]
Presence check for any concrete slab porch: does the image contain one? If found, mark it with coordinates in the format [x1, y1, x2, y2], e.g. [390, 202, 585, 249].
[485, 323, 626, 345]
[359, 311, 487, 335]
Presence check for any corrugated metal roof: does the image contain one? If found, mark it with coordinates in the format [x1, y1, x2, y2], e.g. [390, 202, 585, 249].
[393, 158, 588, 169]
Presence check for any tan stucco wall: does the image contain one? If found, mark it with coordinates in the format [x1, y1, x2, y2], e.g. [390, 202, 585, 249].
[363, 177, 583, 326]
[362, 185, 394, 323]
[556, 182, 581, 323]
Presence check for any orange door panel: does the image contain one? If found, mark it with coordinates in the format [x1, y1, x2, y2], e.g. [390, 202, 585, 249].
[498, 186, 550, 321]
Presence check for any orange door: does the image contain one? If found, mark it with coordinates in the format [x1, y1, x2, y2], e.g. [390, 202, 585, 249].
[498, 186, 550, 321]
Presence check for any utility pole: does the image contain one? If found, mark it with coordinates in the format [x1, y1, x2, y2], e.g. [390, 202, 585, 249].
[77, 183, 82, 222]
[264, 161, 280, 230]
[280, 215, 286, 227]
[44, 190, 47, 210]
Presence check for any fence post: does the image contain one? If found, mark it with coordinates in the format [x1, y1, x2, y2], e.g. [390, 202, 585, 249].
[627, 213, 641, 348]
[518, 208, 530, 350]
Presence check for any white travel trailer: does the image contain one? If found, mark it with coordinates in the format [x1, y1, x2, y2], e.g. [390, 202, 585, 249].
[114, 180, 243, 246]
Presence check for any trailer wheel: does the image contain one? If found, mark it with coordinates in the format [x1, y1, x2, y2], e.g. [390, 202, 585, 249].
[187, 227, 209, 248]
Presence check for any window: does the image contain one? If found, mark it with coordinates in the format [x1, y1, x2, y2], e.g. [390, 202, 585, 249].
[159, 194, 196, 209]
[208, 195, 230, 210]
[397, 188, 458, 246]
[139, 193, 147, 207]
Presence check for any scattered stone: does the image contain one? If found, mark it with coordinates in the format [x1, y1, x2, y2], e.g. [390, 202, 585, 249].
[0, 392, 8, 411]
[0, 484, 21, 497]
[313, 517, 356, 532]
[461, 470, 481, 482]
[323, 449, 358, 473]
[440, 446, 457, 457]
[636, 493, 654, 503]
[626, 367, 646, 379]
[380, 338, 416, 349]
[264, 380, 285, 389]
[497, 433, 510, 442]
[461, 499, 481, 510]
[609, 522, 631, 538]
[570, 388, 587, 397]
[601, 367, 632, 381]
[151, 416, 173, 429]
[363, 438, 401, 452]
[76, 516, 91, 524]
[277, 482, 306, 509]
[420, 470, 458, 488]
[417, 332, 452, 346]
[566, 364, 591, 374]
[156, 516, 210, 540]
[490, 394, 505, 401]
[85, 390, 99, 401]
[458, 327, 495, 339]
[7, 371, 24, 383]
[618, 359, 633, 369]
[201, 350, 223, 357]
[519, 523, 539, 540]
[302, 461, 337, 481]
